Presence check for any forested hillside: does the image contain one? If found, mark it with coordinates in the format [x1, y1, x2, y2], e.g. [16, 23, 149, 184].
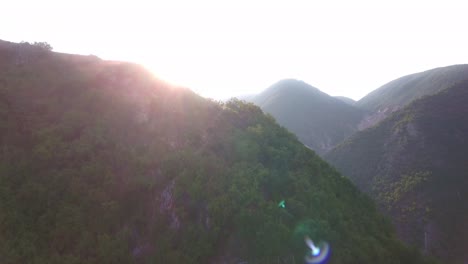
[326, 81, 468, 263]
[249, 79, 365, 155]
[0, 40, 434, 263]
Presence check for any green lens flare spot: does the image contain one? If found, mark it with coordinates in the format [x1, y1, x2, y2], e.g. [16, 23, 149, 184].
[278, 200, 286, 208]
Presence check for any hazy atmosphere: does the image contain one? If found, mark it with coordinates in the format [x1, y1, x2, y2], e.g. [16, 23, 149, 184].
[3, 0, 468, 99]
[2, 1, 468, 263]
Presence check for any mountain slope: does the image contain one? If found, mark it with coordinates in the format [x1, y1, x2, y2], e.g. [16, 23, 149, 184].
[326, 81, 468, 263]
[356, 65, 468, 129]
[250, 79, 365, 155]
[0, 40, 433, 263]
[334, 96, 356, 106]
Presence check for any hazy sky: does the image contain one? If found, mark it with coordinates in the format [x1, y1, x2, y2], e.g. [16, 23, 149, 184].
[2, 0, 468, 100]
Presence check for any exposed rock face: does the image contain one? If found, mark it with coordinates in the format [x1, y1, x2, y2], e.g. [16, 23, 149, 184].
[358, 105, 401, 130]
[160, 180, 180, 230]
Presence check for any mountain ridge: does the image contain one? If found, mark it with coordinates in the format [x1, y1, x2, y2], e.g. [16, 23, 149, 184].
[334, 96, 356, 106]
[356, 64, 468, 129]
[326, 81, 468, 263]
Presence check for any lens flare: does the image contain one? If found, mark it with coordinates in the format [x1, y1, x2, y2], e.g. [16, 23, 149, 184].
[278, 200, 286, 208]
[304, 236, 330, 264]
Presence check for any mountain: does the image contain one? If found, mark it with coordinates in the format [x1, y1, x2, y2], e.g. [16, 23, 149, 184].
[325, 81, 468, 263]
[334, 96, 356, 106]
[249, 79, 366, 155]
[0, 40, 434, 263]
[356, 65, 468, 129]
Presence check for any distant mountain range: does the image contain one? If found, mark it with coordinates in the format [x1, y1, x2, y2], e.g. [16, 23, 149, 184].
[357, 65, 468, 112]
[356, 65, 468, 130]
[246, 79, 365, 155]
[244, 65, 468, 157]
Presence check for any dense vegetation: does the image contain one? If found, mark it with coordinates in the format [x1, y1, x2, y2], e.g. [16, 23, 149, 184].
[248, 79, 365, 155]
[0, 40, 433, 263]
[326, 81, 468, 263]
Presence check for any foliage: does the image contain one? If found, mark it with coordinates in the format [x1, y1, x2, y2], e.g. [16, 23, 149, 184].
[326, 81, 468, 263]
[32, 42, 53, 51]
[377, 171, 430, 209]
[19, 41, 53, 51]
[0, 41, 433, 263]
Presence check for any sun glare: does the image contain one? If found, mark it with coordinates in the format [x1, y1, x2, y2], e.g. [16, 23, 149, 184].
[2, 0, 467, 100]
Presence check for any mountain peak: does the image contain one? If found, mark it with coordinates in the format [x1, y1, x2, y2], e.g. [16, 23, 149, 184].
[266, 79, 325, 97]
[250, 79, 365, 155]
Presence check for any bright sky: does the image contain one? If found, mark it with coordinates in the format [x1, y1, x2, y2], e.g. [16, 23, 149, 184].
[2, 0, 468, 100]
